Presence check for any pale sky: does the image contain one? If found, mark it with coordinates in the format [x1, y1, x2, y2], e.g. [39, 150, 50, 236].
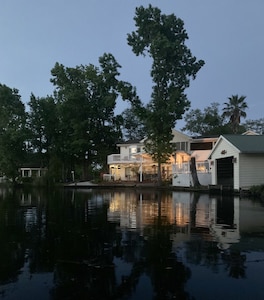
[1, 1, 263, 129]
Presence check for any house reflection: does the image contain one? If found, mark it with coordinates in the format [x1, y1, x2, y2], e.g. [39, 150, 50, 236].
[107, 192, 240, 251]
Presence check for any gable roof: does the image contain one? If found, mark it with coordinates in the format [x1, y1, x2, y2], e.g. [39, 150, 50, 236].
[171, 128, 191, 143]
[222, 135, 264, 153]
[242, 130, 259, 135]
[209, 134, 264, 159]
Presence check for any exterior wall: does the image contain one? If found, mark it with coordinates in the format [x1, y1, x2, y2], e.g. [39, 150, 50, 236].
[119, 145, 130, 158]
[173, 173, 192, 187]
[171, 129, 191, 152]
[210, 138, 239, 188]
[172, 149, 211, 187]
[239, 154, 264, 189]
[172, 173, 211, 187]
[119, 144, 143, 160]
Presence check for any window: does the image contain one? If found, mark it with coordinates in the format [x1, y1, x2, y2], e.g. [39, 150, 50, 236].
[191, 142, 213, 151]
[175, 142, 188, 151]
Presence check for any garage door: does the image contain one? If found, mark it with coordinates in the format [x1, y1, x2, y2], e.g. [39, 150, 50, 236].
[216, 156, 234, 187]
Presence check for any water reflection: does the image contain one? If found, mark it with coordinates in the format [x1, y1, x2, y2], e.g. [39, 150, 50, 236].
[0, 188, 264, 299]
[108, 192, 240, 252]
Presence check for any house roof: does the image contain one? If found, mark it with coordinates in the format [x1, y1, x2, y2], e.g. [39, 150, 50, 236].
[220, 134, 264, 153]
[117, 139, 142, 146]
[242, 130, 259, 135]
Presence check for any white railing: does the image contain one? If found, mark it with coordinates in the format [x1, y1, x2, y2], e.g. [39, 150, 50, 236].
[172, 161, 210, 174]
[107, 154, 141, 164]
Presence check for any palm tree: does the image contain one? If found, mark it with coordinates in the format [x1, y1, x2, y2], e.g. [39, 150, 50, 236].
[222, 95, 248, 133]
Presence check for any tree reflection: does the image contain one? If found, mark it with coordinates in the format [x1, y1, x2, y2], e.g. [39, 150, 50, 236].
[222, 250, 246, 279]
[145, 221, 191, 299]
[0, 188, 25, 283]
[0, 188, 218, 299]
[49, 190, 192, 299]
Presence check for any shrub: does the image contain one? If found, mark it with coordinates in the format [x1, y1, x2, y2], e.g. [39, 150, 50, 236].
[249, 184, 264, 199]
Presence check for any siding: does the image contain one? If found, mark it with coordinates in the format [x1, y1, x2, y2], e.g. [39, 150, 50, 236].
[239, 154, 264, 188]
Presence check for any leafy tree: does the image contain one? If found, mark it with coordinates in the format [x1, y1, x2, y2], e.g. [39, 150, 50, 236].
[0, 84, 27, 181]
[243, 118, 264, 135]
[182, 102, 230, 136]
[222, 95, 248, 133]
[121, 107, 146, 140]
[27, 94, 59, 167]
[50, 53, 128, 180]
[127, 5, 204, 183]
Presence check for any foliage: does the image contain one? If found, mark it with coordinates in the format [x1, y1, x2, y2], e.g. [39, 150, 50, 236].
[0, 84, 27, 181]
[182, 99, 249, 136]
[182, 102, 231, 136]
[27, 94, 59, 167]
[127, 5, 204, 183]
[243, 118, 264, 135]
[49, 53, 129, 181]
[249, 184, 264, 200]
[121, 107, 146, 140]
[222, 95, 248, 133]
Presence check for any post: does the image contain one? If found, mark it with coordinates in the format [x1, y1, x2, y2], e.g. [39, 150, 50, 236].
[139, 153, 143, 182]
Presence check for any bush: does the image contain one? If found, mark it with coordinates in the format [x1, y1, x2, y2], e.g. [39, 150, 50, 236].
[249, 184, 264, 199]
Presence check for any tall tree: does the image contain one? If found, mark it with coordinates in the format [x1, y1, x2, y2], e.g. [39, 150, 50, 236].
[222, 95, 248, 134]
[50, 53, 127, 180]
[27, 94, 59, 167]
[0, 84, 27, 181]
[127, 5, 204, 183]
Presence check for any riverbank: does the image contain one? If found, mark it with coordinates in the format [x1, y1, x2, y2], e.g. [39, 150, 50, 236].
[63, 180, 238, 195]
[64, 180, 263, 198]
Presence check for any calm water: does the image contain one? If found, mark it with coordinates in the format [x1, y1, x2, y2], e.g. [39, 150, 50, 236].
[0, 187, 264, 300]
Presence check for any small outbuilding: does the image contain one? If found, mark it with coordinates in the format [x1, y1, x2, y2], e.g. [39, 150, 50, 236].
[208, 135, 264, 191]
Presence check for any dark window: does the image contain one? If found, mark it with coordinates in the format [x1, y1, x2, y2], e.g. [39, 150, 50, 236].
[191, 142, 213, 151]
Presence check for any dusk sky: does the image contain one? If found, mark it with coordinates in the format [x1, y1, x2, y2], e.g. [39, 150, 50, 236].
[1, 1, 263, 130]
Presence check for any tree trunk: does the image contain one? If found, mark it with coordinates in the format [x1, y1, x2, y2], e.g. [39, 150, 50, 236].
[190, 157, 201, 187]
[157, 162, 162, 185]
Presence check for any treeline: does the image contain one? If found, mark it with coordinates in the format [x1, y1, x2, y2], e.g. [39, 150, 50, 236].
[0, 54, 138, 183]
[182, 96, 263, 136]
[1, 5, 260, 184]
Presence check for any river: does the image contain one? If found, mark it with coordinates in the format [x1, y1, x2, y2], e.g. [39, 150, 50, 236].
[0, 187, 264, 300]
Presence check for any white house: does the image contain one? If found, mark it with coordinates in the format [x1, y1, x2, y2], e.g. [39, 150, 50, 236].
[208, 134, 264, 191]
[20, 167, 47, 178]
[107, 129, 191, 182]
[106, 129, 218, 184]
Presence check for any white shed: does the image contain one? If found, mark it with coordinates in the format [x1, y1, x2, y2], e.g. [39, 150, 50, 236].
[209, 135, 264, 191]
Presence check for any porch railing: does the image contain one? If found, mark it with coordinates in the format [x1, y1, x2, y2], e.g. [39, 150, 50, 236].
[172, 161, 210, 174]
[107, 154, 142, 164]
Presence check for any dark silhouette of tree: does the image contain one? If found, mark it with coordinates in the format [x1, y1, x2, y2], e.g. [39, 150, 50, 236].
[0, 84, 27, 182]
[127, 5, 204, 184]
